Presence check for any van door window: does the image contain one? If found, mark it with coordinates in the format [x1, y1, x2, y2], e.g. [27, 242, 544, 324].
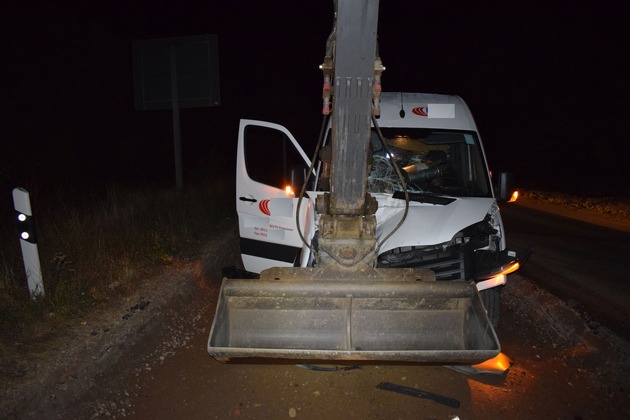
[244, 125, 308, 191]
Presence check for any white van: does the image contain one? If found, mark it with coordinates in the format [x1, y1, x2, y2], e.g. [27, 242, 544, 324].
[234, 92, 519, 324]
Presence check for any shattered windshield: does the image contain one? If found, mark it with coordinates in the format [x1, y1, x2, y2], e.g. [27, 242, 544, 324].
[368, 128, 491, 197]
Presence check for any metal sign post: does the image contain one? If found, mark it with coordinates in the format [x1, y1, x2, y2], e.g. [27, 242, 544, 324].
[170, 45, 183, 190]
[12, 188, 45, 299]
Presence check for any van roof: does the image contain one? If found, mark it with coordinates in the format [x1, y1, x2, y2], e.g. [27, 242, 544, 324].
[376, 92, 478, 132]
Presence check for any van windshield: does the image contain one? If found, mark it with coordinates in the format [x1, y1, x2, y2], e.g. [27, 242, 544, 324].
[368, 128, 492, 197]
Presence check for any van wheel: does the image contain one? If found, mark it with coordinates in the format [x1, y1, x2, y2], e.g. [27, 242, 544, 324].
[480, 287, 502, 327]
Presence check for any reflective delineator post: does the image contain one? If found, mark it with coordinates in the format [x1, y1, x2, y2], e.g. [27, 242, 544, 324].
[12, 188, 45, 299]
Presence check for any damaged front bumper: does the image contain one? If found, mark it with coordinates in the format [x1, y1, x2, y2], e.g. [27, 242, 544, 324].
[474, 248, 520, 291]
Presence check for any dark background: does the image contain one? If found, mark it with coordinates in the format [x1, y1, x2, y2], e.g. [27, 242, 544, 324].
[1, 1, 629, 197]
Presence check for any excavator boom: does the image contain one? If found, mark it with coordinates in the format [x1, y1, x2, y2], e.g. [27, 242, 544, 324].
[208, 0, 500, 364]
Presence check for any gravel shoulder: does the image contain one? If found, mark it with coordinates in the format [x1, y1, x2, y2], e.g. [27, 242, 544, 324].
[0, 223, 240, 419]
[0, 262, 201, 418]
[516, 190, 630, 233]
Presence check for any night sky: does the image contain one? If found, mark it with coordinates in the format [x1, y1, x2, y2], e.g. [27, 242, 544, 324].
[1, 1, 629, 196]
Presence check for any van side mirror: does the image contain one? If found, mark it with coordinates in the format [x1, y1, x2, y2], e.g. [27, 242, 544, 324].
[496, 171, 517, 202]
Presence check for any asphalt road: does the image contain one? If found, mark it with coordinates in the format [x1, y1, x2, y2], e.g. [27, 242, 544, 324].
[500, 203, 630, 340]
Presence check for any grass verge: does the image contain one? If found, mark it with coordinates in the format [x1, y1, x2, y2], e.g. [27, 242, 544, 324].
[0, 180, 233, 344]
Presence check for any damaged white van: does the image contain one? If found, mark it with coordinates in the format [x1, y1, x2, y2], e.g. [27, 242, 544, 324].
[234, 92, 519, 325]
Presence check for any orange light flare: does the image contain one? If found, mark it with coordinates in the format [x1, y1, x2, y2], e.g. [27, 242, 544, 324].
[467, 356, 537, 412]
[285, 185, 296, 197]
[508, 190, 519, 203]
[502, 261, 520, 276]
[472, 352, 513, 373]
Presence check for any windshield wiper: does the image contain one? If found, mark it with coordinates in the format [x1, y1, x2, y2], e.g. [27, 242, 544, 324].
[392, 191, 455, 205]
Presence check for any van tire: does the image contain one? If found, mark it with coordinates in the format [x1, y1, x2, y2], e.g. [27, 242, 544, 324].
[480, 286, 501, 327]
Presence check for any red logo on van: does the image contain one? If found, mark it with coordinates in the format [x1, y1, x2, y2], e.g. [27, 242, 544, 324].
[259, 199, 271, 216]
[412, 106, 428, 116]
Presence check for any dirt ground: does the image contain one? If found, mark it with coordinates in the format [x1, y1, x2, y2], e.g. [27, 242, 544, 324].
[16, 267, 626, 420]
[109, 273, 630, 419]
[2, 194, 630, 418]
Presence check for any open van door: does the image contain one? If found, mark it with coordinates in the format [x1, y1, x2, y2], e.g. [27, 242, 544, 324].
[236, 119, 313, 274]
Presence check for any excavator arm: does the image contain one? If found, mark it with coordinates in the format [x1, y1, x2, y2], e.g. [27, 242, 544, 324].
[208, 0, 500, 364]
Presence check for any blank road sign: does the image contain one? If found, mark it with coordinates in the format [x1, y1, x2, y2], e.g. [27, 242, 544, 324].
[133, 34, 220, 110]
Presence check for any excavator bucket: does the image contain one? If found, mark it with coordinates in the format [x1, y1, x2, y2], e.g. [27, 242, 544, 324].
[208, 267, 499, 364]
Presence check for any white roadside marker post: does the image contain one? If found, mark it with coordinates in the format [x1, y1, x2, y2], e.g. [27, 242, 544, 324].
[12, 188, 45, 299]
